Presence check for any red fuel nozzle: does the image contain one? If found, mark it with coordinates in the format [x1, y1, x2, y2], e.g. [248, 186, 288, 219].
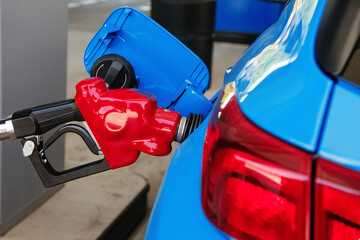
[0, 77, 202, 187]
[75, 78, 181, 169]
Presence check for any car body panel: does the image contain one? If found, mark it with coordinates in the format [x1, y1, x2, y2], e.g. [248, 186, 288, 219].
[144, 117, 227, 240]
[319, 79, 360, 172]
[226, 0, 333, 152]
[215, 0, 284, 34]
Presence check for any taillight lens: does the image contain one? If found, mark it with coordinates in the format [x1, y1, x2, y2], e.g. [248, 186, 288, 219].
[315, 158, 360, 240]
[202, 82, 312, 240]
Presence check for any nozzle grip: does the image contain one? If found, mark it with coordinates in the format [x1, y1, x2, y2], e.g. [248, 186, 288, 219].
[23, 127, 110, 188]
[12, 99, 84, 138]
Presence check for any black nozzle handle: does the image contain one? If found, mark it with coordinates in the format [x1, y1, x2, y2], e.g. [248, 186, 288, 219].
[23, 131, 110, 187]
[11, 99, 84, 139]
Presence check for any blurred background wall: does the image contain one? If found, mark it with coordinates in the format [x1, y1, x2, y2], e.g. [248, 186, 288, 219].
[0, 0, 67, 234]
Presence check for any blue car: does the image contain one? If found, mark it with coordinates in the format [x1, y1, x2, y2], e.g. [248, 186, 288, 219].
[143, 0, 360, 239]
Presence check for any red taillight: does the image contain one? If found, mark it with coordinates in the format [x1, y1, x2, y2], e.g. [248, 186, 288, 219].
[202, 83, 312, 240]
[315, 158, 360, 240]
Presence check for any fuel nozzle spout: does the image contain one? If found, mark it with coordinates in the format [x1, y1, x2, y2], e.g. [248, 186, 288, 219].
[175, 113, 203, 143]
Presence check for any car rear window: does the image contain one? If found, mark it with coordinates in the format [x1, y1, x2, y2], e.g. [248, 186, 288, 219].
[342, 41, 360, 86]
[315, 0, 360, 85]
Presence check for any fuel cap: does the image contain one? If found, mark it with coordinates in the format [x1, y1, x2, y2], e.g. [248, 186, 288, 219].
[90, 54, 137, 89]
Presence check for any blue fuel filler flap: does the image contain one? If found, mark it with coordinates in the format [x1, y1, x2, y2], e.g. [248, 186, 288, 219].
[84, 7, 213, 117]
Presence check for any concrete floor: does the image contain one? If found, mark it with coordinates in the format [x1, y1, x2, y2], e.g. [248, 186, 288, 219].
[3, 1, 248, 239]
